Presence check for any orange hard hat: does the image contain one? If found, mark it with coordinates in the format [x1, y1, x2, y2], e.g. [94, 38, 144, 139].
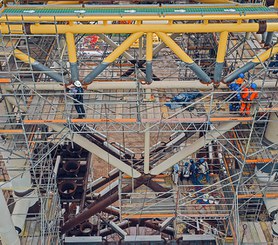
[236, 78, 244, 85]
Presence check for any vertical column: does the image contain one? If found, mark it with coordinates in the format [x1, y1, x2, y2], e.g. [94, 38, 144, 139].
[66, 32, 79, 82]
[146, 33, 153, 84]
[214, 31, 229, 83]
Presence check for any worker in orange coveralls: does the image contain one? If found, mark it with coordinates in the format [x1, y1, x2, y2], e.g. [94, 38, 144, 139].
[239, 83, 258, 115]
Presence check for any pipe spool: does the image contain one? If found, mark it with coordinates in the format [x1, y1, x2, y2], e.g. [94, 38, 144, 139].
[80, 222, 93, 235]
[58, 180, 77, 198]
[63, 161, 81, 176]
[66, 144, 83, 158]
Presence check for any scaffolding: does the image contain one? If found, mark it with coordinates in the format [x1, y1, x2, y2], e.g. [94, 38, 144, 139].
[0, 1, 277, 244]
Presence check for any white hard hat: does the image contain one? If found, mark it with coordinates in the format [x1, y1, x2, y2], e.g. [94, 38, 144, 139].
[74, 80, 82, 87]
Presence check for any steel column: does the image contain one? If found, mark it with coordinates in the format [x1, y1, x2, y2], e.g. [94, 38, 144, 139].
[146, 33, 153, 84]
[65, 32, 79, 81]
[214, 31, 229, 83]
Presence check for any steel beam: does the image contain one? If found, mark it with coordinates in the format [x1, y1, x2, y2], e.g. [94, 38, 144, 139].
[83, 32, 143, 84]
[156, 32, 211, 83]
[13, 49, 66, 84]
[1, 23, 278, 35]
[4, 80, 277, 91]
[150, 122, 239, 175]
[224, 43, 278, 83]
[49, 124, 141, 178]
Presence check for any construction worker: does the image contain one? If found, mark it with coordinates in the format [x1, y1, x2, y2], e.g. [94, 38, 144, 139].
[180, 161, 191, 183]
[172, 163, 179, 185]
[239, 83, 258, 116]
[70, 81, 86, 119]
[189, 159, 198, 184]
[229, 73, 244, 112]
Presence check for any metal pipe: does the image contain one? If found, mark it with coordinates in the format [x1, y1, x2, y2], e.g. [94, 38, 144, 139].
[3, 80, 278, 92]
[65, 32, 79, 81]
[83, 32, 143, 84]
[214, 31, 229, 83]
[2, 23, 278, 35]
[0, 190, 20, 245]
[13, 49, 66, 84]
[61, 175, 149, 234]
[224, 43, 278, 83]
[265, 32, 274, 47]
[156, 32, 211, 83]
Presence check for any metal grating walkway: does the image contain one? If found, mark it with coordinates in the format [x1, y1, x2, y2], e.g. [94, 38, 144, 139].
[1, 5, 273, 16]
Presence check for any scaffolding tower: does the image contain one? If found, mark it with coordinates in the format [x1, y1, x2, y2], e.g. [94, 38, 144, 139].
[0, 1, 277, 244]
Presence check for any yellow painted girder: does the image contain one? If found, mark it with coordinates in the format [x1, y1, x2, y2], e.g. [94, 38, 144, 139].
[65, 32, 77, 63]
[1, 23, 278, 34]
[216, 31, 229, 63]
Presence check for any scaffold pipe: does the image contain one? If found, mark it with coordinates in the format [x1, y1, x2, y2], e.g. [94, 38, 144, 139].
[224, 43, 278, 83]
[214, 31, 229, 83]
[83, 32, 143, 84]
[0, 190, 20, 245]
[13, 49, 67, 84]
[156, 32, 211, 83]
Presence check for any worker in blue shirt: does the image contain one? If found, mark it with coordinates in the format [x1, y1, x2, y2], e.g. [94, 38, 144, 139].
[229, 73, 244, 112]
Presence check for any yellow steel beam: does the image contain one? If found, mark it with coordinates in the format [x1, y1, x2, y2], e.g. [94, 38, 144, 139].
[275, 0, 278, 8]
[104, 32, 143, 63]
[1, 23, 278, 34]
[252, 43, 278, 63]
[156, 32, 193, 64]
[13, 49, 36, 63]
[65, 32, 77, 63]
[216, 31, 229, 63]
[1, 14, 278, 22]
